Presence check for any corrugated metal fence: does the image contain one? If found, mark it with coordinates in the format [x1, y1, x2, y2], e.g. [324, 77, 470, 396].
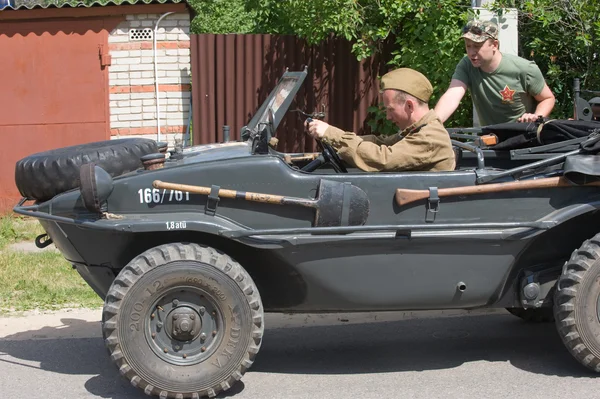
[191, 34, 393, 153]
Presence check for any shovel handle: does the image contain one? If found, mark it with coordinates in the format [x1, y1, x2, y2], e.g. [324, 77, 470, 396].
[153, 180, 314, 207]
[395, 176, 600, 206]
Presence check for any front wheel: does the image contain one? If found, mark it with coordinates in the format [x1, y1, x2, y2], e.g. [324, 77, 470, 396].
[102, 243, 264, 398]
[554, 233, 600, 372]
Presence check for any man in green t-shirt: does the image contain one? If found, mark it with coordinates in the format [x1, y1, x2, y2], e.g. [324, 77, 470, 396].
[434, 19, 556, 126]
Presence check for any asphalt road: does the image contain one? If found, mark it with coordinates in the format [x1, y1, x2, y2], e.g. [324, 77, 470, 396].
[0, 309, 598, 399]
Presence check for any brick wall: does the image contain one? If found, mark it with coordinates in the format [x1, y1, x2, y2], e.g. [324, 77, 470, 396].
[107, 12, 191, 149]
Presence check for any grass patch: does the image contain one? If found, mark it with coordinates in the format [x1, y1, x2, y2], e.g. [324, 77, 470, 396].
[0, 215, 46, 250]
[0, 250, 103, 313]
[0, 216, 103, 313]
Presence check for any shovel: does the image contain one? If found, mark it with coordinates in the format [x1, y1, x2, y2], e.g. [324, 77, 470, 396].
[153, 179, 370, 227]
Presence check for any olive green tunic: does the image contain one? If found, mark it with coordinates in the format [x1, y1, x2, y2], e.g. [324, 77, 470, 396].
[322, 110, 455, 172]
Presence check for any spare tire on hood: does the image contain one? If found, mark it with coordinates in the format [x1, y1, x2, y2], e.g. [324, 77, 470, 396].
[15, 138, 158, 202]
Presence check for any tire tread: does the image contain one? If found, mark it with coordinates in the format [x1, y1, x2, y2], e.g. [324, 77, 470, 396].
[554, 232, 600, 372]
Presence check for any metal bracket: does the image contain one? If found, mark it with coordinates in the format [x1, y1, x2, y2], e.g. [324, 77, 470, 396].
[426, 187, 439, 223]
[451, 139, 485, 169]
[204, 185, 220, 216]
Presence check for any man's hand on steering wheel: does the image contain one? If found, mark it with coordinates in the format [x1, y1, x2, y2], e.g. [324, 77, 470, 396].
[305, 119, 347, 173]
[305, 118, 329, 139]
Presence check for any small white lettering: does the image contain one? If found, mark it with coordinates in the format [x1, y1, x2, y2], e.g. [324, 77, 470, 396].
[165, 221, 187, 230]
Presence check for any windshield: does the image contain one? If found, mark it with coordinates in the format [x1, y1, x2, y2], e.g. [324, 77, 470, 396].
[265, 77, 296, 115]
[242, 69, 307, 140]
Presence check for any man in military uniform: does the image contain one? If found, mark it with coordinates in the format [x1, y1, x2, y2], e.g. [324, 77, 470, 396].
[305, 68, 455, 172]
[434, 19, 555, 126]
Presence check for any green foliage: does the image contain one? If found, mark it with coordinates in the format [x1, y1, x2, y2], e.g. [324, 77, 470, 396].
[189, 0, 257, 34]
[247, 0, 476, 131]
[366, 105, 398, 136]
[493, 0, 600, 120]
[246, 0, 362, 39]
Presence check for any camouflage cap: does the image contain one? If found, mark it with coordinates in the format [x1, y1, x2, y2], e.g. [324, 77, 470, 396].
[461, 20, 498, 43]
[380, 68, 433, 103]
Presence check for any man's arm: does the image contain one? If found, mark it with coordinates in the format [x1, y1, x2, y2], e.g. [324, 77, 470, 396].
[518, 83, 556, 122]
[306, 121, 405, 171]
[306, 120, 399, 146]
[434, 79, 467, 123]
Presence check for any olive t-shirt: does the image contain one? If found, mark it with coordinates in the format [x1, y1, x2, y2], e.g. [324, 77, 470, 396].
[452, 53, 546, 126]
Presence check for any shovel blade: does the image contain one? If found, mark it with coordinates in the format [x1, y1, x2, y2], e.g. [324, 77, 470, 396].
[314, 179, 370, 227]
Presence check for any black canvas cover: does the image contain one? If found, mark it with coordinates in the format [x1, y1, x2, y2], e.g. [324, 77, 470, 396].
[483, 119, 600, 150]
[482, 121, 538, 150]
[542, 120, 600, 145]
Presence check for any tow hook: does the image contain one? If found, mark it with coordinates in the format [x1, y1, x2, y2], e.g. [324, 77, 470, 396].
[35, 233, 53, 248]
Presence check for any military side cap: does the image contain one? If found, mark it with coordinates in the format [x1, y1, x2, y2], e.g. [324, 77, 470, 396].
[380, 68, 433, 103]
[461, 20, 498, 42]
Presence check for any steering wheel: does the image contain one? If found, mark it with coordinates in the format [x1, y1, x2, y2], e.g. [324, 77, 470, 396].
[301, 117, 347, 173]
[318, 140, 347, 173]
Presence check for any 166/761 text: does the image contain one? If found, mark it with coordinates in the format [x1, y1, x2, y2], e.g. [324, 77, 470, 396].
[138, 188, 190, 204]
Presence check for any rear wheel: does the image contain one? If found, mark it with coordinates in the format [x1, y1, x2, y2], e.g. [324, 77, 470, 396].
[554, 233, 600, 372]
[102, 243, 264, 398]
[506, 307, 554, 323]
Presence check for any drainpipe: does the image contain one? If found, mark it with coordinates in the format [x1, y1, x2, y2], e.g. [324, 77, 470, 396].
[154, 12, 174, 143]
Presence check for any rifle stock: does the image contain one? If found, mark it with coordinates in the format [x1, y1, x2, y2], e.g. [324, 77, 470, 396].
[395, 176, 600, 207]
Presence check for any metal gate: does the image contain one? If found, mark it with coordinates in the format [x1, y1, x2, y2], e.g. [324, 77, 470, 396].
[0, 18, 116, 212]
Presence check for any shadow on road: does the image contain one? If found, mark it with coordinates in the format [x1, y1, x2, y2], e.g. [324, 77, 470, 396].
[254, 313, 596, 378]
[0, 312, 596, 398]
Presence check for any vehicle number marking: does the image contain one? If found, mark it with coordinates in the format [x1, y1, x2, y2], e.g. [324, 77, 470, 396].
[138, 188, 190, 204]
[166, 221, 187, 230]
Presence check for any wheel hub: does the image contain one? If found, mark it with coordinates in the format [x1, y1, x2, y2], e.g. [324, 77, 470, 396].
[166, 306, 201, 341]
[146, 289, 223, 365]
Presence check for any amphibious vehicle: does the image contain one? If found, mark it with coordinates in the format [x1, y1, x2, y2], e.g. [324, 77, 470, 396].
[13, 68, 600, 397]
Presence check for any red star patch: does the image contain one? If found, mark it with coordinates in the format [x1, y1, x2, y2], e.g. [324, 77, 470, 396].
[499, 85, 516, 102]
